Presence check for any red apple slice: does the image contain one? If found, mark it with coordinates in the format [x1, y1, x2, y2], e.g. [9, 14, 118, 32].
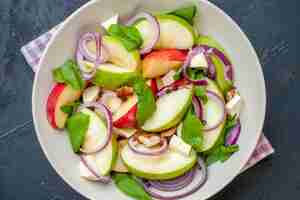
[113, 95, 138, 128]
[142, 49, 187, 78]
[46, 83, 82, 129]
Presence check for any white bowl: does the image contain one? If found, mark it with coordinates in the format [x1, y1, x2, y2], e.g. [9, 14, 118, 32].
[32, 0, 266, 199]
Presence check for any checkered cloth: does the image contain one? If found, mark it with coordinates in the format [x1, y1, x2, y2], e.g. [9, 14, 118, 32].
[21, 26, 274, 171]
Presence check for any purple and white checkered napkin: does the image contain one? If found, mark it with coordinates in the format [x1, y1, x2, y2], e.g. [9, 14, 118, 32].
[21, 27, 274, 171]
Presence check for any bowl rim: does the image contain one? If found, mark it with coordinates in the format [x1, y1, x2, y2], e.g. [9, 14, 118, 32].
[32, 0, 266, 199]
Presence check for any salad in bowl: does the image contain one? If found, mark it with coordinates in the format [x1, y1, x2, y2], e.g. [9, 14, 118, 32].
[45, 4, 244, 200]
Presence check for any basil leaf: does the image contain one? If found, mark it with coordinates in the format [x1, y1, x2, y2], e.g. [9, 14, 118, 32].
[108, 24, 143, 51]
[194, 86, 208, 104]
[206, 144, 239, 165]
[182, 109, 203, 151]
[169, 5, 197, 25]
[52, 60, 85, 90]
[60, 101, 81, 115]
[53, 68, 65, 83]
[113, 173, 152, 200]
[133, 78, 156, 126]
[66, 112, 90, 153]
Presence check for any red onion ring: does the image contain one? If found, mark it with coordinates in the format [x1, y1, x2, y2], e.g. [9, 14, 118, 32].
[128, 135, 168, 156]
[203, 91, 226, 131]
[156, 79, 189, 97]
[182, 47, 208, 85]
[143, 157, 207, 199]
[192, 96, 203, 120]
[78, 102, 113, 154]
[125, 12, 160, 54]
[147, 168, 196, 192]
[79, 155, 111, 183]
[199, 45, 234, 81]
[225, 119, 241, 146]
[76, 50, 96, 80]
[78, 32, 102, 62]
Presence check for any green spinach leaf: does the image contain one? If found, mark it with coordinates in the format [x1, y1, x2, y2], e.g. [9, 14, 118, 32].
[169, 5, 197, 25]
[133, 78, 156, 126]
[60, 101, 81, 115]
[66, 112, 90, 153]
[52, 60, 85, 90]
[113, 173, 152, 200]
[108, 24, 143, 51]
[182, 109, 204, 151]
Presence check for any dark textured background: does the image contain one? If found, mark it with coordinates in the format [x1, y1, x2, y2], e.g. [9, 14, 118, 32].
[0, 0, 298, 199]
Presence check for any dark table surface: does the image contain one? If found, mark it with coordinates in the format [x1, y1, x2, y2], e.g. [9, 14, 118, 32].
[0, 0, 298, 199]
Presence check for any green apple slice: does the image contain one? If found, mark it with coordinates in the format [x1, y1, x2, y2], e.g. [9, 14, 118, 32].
[121, 145, 197, 180]
[80, 108, 118, 175]
[142, 87, 193, 132]
[102, 35, 141, 72]
[94, 134, 118, 175]
[177, 81, 226, 152]
[89, 62, 137, 89]
[135, 15, 195, 50]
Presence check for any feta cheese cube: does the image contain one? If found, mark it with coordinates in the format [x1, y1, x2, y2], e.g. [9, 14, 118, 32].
[169, 135, 192, 156]
[83, 86, 100, 103]
[190, 53, 208, 69]
[225, 93, 243, 117]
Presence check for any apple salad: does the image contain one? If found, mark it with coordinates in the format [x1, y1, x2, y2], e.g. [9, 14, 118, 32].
[46, 5, 243, 200]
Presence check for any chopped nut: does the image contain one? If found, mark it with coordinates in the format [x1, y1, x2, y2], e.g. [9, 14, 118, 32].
[161, 127, 177, 138]
[137, 134, 161, 147]
[116, 86, 134, 98]
[226, 88, 238, 102]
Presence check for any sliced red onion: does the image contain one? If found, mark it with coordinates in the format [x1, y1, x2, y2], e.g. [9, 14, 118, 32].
[125, 12, 160, 54]
[80, 155, 111, 183]
[192, 96, 203, 120]
[76, 50, 96, 80]
[147, 168, 196, 192]
[199, 45, 234, 81]
[204, 52, 216, 80]
[78, 102, 113, 154]
[225, 119, 241, 146]
[156, 79, 189, 97]
[203, 91, 226, 131]
[78, 32, 102, 62]
[128, 135, 168, 156]
[143, 157, 207, 199]
[182, 47, 208, 85]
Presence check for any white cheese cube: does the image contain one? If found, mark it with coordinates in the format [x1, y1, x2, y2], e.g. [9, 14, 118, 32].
[225, 93, 243, 117]
[190, 53, 208, 69]
[83, 86, 100, 103]
[169, 135, 192, 156]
